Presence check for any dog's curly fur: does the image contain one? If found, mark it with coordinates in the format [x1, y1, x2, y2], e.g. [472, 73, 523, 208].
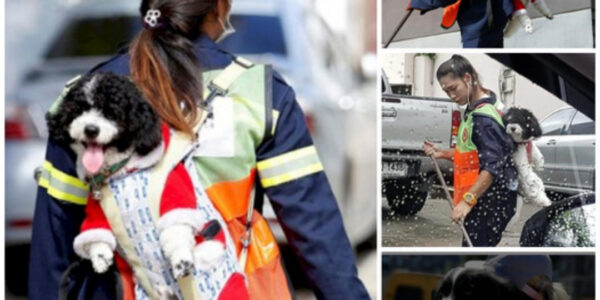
[46, 72, 163, 179]
[46, 72, 162, 157]
[434, 267, 532, 300]
[503, 107, 551, 211]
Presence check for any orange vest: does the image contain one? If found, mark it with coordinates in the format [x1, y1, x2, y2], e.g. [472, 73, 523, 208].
[453, 103, 504, 205]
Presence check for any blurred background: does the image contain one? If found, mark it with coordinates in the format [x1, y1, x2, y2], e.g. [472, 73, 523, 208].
[382, 254, 595, 300]
[5, 0, 377, 298]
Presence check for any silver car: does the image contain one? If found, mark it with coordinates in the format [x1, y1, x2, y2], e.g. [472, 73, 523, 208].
[535, 106, 595, 197]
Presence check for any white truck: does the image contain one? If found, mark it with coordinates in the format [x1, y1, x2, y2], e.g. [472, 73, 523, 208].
[381, 69, 460, 215]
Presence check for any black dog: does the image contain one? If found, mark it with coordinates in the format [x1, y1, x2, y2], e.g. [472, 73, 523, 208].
[434, 267, 532, 300]
[46, 72, 163, 179]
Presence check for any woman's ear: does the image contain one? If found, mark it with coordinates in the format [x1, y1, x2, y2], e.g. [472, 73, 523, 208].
[464, 73, 472, 86]
[215, 0, 231, 20]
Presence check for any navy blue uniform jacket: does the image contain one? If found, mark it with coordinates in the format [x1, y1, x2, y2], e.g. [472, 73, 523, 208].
[28, 34, 369, 300]
[408, 0, 514, 47]
[467, 94, 518, 191]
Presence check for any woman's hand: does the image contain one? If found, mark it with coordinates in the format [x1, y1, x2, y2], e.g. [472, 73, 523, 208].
[423, 140, 444, 159]
[452, 200, 472, 222]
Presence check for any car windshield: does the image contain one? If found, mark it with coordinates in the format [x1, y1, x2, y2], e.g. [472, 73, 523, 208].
[45, 14, 286, 59]
[45, 16, 141, 58]
[540, 108, 574, 136]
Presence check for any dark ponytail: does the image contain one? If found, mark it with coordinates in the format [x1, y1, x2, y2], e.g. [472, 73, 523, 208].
[436, 54, 482, 86]
[130, 0, 218, 137]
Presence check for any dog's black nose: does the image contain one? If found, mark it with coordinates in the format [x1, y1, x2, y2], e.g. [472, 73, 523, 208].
[84, 125, 100, 139]
[510, 127, 516, 132]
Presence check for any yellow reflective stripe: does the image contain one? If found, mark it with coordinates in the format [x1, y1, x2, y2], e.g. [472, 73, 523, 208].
[257, 145, 317, 170]
[257, 145, 324, 187]
[42, 161, 88, 189]
[272, 109, 280, 136]
[260, 163, 324, 188]
[38, 161, 89, 205]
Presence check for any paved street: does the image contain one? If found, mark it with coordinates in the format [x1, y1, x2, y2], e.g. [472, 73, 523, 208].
[382, 196, 542, 247]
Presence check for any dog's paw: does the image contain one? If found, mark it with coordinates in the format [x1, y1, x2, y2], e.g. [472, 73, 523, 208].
[516, 13, 534, 34]
[170, 248, 194, 279]
[539, 197, 552, 207]
[89, 242, 114, 273]
[156, 285, 178, 300]
[194, 240, 225, 271]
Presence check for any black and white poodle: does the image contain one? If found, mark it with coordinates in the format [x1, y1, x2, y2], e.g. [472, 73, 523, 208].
[46, 72, 163, 179]
[503, 107, 552, 209]
[434, 267, 532, 300]
[46, 72, 229, 281]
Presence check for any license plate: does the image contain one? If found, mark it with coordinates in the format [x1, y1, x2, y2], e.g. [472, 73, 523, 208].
[383, 161, 408, 177]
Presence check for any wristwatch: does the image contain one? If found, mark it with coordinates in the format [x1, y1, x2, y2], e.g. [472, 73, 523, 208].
[462, 192, 477, 207]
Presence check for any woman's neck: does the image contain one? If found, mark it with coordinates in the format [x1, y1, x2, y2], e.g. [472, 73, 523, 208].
[472, 86, 488, 100]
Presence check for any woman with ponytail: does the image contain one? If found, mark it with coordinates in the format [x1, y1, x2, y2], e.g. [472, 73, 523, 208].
[29, 0, 369, 299]
[423, 55, 518, 247]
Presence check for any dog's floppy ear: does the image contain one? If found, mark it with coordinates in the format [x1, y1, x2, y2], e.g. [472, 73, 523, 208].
[524, 109, 542, 138]
[46, 109, 72, 147]
[131, 92, 162, 156]
[45, 79, 89, 147]
[502, 107, 517, 125]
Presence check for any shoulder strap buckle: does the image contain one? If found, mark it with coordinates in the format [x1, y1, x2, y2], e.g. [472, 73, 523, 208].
[203, 57, 254, 108]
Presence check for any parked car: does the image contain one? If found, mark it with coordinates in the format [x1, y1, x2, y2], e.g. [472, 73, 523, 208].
[6, 0, 375, 249]
[520, 192, 595, 247]
[535, 107, 595, 198]
[6, 1, 141, 247]
[381, 69, 459, 215]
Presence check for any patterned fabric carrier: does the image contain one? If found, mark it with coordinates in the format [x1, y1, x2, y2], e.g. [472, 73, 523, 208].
[102, 128, 241, 300]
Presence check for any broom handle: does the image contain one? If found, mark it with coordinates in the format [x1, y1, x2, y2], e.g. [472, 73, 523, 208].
[429, 155, 474, 247]
[383, 9, 414, 48]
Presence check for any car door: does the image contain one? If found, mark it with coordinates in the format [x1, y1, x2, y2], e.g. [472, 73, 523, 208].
[535, 107, 576, 188]
[555, 111, 595, 190]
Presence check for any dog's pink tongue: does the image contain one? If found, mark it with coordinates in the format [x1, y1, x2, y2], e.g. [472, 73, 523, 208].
[82, 145, 104, 174]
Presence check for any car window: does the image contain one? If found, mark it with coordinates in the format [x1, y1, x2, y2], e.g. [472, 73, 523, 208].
[543, 203, 595, 247]
[568, 111, 595, 135]
[540, 108, 575, 136]
[220, 15, 287, 55]
[45, 16, 140, 58]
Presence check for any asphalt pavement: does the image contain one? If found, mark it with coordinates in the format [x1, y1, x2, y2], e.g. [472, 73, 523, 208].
[382, 196, 542, 247]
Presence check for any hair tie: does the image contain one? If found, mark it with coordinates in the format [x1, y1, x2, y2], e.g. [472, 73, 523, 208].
[143, 9, 164, 30]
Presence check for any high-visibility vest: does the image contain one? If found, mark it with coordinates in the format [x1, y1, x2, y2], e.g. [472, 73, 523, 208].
[192, 59, 292, 300]
[454, 103, 504, 205]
